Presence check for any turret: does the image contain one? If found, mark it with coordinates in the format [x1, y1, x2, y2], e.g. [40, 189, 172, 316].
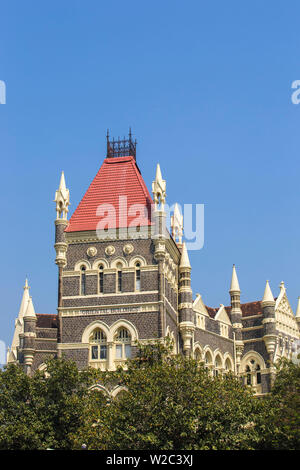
[261, 280, 277, 382]
[178, 243, 194, 357]
[54, 172, 70, 354]
[229, 265, 244, 371]
[7, 278, 30, 364]
[22, 297, 37, 375]
[54, 171, 69, 270]
[152, 164, 167, 337]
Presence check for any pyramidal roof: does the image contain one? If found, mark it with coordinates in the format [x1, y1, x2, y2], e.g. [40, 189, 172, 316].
[65, 156, 153, 232]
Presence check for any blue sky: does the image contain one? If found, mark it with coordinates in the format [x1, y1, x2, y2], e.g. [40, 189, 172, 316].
[1, 1, 299, 349]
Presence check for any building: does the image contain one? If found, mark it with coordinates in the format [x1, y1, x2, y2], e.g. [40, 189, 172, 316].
[7, 132, 300, 394]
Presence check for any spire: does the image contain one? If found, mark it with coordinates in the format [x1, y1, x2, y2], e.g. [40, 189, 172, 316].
[171, 203, 183, 245]
[7, 278, 31, 363]
[24, 296, 36, 320]
[18, 278, 30, 321]
[180, 242, 191, 269]
[296, 297, 300, 318]
[152, 163, 166, 210]
[59, 171, 67, 192]
[262, 280, 275, 304]
[229, 265, 240, 293]
[54, 171, 70, 220]
[280, 281, 286, 293]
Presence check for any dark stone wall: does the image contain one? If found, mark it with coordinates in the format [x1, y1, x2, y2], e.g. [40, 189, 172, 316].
[64, 238, 156, 271]
[61, 311, 160, 343]
[62, 292, 159, 308]
[242, 340, 269, 365]
[194, 328, 235, 357]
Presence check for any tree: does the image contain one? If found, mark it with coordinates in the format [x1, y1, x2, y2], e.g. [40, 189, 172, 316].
[73, 340, 263, 450]
[256, 358, 300, 450]
[0, 358, 99, 450]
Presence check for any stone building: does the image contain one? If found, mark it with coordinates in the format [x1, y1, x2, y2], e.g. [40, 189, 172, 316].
[7, 132, 300, 395]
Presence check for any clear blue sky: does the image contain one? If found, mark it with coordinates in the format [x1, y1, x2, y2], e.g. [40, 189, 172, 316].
[1, 1, 299, 349]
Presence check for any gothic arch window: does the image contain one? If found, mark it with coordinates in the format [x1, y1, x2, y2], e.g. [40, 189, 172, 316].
[224, 357, 234, 373]
[204, 350, 213, 375]
[194, 348, 202, 362]
[80, 265, 86, 295]
[243, 357, 263, 388]
[90, 328, 107, 361]
[98, 264, 104, 294]
[214, 354, 223, 377]
[115, 327, 131, 360]
[135, 262, 141, 291]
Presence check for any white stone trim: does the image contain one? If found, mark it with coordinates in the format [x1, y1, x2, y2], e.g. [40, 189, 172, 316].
[74, 260, 91, 271]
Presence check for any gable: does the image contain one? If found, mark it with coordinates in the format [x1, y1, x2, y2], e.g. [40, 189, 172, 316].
[193, 294, 209, 316]
[275, 292, 299, 338]
[215, 304, 232, 326]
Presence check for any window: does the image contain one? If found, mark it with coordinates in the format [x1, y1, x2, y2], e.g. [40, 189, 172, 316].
[116, 263, 122, 293]
[256, 365, 261, 384]
[80, 266, 86, 295]
[214, 355, 222, 377]
[115, 327, 131, 359]
[225, 358, 233, 373]
[194, 349, 202, 362]
[204, 351, 213, 374]
[135, 262, 141, 291]
[244, 358, 262, 387]
[90, 329, 107, 361]
[99, 265, 104, 293]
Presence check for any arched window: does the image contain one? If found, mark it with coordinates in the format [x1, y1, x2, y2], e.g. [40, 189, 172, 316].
[135, 262, 141, 291]
[116, 263, 122, 293]
[80, 265, 86, 295]
[90, 329, 107, 361]
[204, 351, 213, 375]
[214, 355, 222, 377]
[194, 348, 202, 362]
[98, 264, 104, 294]
[115, 327, 131, 359]
[244, 359, 262, 387]
[225, 358, 233, 373]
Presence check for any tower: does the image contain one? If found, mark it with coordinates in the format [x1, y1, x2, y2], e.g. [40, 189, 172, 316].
[261, 280, 276, 384]
[178, 243, 194, 357]
[229, 265, 244, 372]
[152, 164, 168, 337]
[7, 278, 30, 364]
[22, 297, 37, 375]
[54, 171, 70, 352]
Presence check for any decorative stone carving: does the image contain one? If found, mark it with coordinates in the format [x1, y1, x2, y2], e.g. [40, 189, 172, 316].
[123, 243, 134, 255]
[105, 245, 115, 256]
[87, 246, 97, 257]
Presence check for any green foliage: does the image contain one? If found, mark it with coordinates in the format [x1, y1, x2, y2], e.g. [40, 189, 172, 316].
[0, 345, 299, 450]
[73, 340, 262, 450]
[256, 358, 300, 450]
[0, 357, 98, 449]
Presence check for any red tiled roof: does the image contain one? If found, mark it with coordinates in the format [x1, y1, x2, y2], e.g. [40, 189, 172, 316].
[36, 314, 58, 328]
[205, 301, 263, 319]
[205, 306, 219, 318]
[225, 301, 263, 318]
[65, 156, 153, 232]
